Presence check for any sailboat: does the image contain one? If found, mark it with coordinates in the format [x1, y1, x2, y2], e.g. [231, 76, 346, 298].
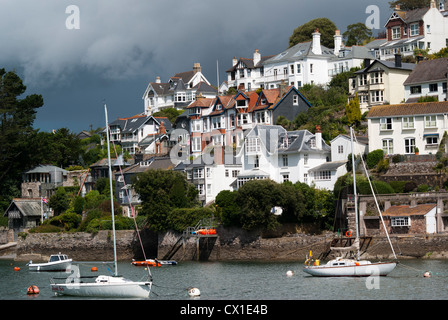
[303, 127, 397, 277]
[50, 105, 152, 298]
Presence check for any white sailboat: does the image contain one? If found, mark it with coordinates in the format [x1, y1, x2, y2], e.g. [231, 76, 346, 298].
[303, 127, 397, 277]
[51, 105, 152, 298]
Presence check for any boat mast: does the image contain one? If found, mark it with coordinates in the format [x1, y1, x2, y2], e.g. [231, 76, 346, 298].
[350, 126, 360, 260]
[105, 104, 118, 277]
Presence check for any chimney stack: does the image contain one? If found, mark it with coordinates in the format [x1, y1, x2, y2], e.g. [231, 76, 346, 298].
[156, 76, 161, 83]
[278, 80, 287, 98]
[312, 28, 322, 55]
[395, 54, 402, 68]
[193, 63, 201, 74]
[315, 125, 322, 150]
[334, 30, 342, 56]
[233, 57, 238, 67]
[253, 49, 261, 66]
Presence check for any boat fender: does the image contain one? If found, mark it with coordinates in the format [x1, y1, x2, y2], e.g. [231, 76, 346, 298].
[188, 287, 200, 297]
[345, 230, 352, 237]
[286, 270, 294, 277]
[27, 285, 39, 295]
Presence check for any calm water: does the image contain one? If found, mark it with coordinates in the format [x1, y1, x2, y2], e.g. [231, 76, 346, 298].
[1, 258, 448, 300]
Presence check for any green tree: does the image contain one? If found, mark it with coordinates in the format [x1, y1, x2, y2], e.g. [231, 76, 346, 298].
[389, 0, 430, 10]
[345, 94, 362, 126]
[343, 23, 373, 46]
[289, 18, 338, 48]
[0, 68, 44, 212]
[49, 187, 70, 216]
[132, 169, 198, 231]
[153, 107, 184, 124]
[215, 190, 240, 227]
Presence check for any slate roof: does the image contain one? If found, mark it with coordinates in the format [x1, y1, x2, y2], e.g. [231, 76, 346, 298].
[4, 198, 42, 218]
[355, 59, 416, 74]
[226, 55, 275, 72]
[366, 101, 448, 118]
[403, 58, 448, 85]
[24, 165, 68, 175]
[383, 204, 436, 217]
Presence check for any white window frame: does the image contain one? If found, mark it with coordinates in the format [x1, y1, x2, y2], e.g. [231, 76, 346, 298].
[402, 117, 414, 129]
[425, 115, 437, 128]
[410, 23, 419, 36]
[391, 216, 411, 227]
[392, 26, 401, 40]
[192, 137, 201, 152]
[380, 118, 392, 131]
[245, 137, 261, 154]
[382, 138, 394, 155]
[404, 137, 416, 154]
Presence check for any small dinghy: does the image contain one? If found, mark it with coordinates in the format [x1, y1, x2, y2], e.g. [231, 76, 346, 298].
[28, 253, 72, 272]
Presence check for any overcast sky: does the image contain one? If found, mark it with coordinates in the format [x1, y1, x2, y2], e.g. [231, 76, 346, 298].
[0, 0, 391, 133]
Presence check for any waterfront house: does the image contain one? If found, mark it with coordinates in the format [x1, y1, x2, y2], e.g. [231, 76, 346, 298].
[3, 198, 47, 240]
[403, 58, 448, 103]
[142, 63, 216, 114]
[366, 101, 448, 155]
[236, 124, 335, 190]
[364, 203, 438, 235]
[380, 0, 448, 60]
[348, 56, 415, 113]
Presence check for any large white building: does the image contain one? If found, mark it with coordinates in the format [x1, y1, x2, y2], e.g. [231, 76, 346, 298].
[225, 29, 376, 91]
[236, 124, 337, 190]
[366, 101, 448, 156]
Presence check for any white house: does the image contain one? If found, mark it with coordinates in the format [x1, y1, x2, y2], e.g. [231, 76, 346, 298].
[108, 114, 172, 155]
[366, 101, 448, 155]
[380, 0, 448, 60]
[142, 63, 216, 114]
[348, 56, 416, 113]
[403, 58, 448, 103]
[236, 124, 337, 190]
[225, 30, 375, 92]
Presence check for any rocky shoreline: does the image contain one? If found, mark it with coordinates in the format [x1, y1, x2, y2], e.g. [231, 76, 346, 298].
[5, 227, 448, 262]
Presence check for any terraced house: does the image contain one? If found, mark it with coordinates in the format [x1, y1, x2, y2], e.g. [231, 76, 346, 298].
[366, 101, 448, 155]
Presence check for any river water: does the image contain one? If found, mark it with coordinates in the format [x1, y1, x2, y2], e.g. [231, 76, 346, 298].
[1, 258, 448, 301]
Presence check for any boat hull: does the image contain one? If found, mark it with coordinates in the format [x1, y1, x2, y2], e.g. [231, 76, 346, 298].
[303, 261, 396, 277]
[29, 260, 72, 272]
[51, 276, 152, 298]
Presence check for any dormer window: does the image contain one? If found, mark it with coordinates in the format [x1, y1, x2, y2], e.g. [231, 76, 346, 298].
[237, 100, 247, 108]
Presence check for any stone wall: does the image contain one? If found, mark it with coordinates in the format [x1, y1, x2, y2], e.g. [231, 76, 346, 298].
[10, 227, 448, 262]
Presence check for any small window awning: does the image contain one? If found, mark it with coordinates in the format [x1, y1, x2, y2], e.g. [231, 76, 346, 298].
[423, 133, 439, 138]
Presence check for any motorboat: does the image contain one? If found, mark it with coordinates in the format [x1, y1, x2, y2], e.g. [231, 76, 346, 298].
[28, 253, 72, 272]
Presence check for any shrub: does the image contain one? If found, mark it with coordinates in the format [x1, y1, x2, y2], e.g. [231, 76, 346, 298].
[167, 207, 215, 233]
[357, 180, 394, 195]
[366, 149, 384, 169]
[49, 211, 81, 231]
[29, 224, 62, 233]
[404, 181, 418, 193]
[417, 184, 430, 192]
[389, 181, 408, 193]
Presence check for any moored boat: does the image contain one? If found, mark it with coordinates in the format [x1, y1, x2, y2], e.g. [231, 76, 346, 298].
[28, 253, 72, 272]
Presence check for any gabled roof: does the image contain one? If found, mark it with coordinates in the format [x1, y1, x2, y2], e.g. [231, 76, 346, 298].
[24, 165, 67, 175]
[171, 70, 195, 84]
[226, 55, 275, 72]
[366, 101, 448, 118]
[354, 59, 416, 74]
[4, 199, 42, 218]
[383, 204, 436, 217]
[384, 7, 430, 27]
[403, 58, 448, 85]
[193, 81, 218, 95]
[263, 41, 334, 65]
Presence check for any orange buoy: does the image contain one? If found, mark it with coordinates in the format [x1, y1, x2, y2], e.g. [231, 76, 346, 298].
[91, 267, 98, 272]
[27, 285, 39, 295]
[345, 230, 352, 237]
[14, 267, 20, 271]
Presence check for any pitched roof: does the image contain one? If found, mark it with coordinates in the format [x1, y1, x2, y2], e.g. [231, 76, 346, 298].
[366, 101, 448, 118]
[355, 59, 416, 74]
[403, 58, 448, 85]
[226, 55, 275, 72]
[4, 199, 42, 218]
[383, 204, 436, 217]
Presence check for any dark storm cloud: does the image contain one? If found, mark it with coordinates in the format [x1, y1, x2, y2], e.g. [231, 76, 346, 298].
[0, 0, 391, 132]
